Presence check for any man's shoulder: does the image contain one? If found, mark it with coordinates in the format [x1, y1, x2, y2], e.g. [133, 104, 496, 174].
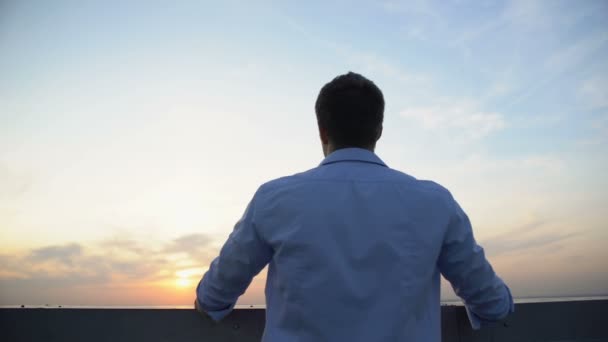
[255, 168, 318, 196]
[386, 167, 454, 201]
[255, 165, 454, 202]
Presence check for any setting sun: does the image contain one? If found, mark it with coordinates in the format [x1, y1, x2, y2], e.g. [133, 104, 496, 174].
[175, 277, 193, 289]
[174, 268, 205, 289]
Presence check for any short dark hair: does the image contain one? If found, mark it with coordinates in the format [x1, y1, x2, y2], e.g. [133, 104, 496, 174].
[315, 72, 384, 148]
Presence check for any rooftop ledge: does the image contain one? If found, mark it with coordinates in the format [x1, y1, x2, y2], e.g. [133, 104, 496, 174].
[1, 300, 606, 341]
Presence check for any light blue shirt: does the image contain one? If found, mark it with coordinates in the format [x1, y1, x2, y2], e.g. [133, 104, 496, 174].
[196, 148, 514, 341]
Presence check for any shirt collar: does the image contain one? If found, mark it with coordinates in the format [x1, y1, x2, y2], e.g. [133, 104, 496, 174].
[319, 148, 387, 167]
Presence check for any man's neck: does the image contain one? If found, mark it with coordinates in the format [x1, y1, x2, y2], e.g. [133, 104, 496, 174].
[325, 144, 375, 156]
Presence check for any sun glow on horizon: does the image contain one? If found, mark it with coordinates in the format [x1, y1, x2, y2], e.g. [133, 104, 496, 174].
[175, 277, 193, 289]
[173, 268, 205, 290]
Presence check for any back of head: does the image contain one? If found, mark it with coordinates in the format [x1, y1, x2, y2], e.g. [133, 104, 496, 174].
[315, 72, 385, 150]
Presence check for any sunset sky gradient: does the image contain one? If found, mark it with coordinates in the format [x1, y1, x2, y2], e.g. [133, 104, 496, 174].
[1, 0, 607, 306]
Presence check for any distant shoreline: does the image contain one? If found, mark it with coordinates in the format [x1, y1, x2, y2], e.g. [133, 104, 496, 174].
[2, 295, 607, 309]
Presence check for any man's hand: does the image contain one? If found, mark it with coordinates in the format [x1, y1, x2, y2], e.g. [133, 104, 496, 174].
[194, 299, 213, 321]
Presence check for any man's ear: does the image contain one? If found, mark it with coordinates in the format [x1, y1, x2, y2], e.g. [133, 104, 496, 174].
[319, 126, 330, 145]
[376, 124, 383, 141]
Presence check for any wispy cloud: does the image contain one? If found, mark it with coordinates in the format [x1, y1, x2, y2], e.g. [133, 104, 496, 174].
[481, 220, 583, 258]
[399, 100, 505, 140]
[577, 113, 608, 146]
[382, 0, 607, 115]
[578, 76, 608, 110]
[0, 233, 221, 292]
[28, 243, 82, 266]
[0, 162, 31, 200]
[163, 233, 216, 262]
[384, 0, 560, 53]
[452, 0, 597, 50]
[545, 31, 608, 73]
[504, 30, 608, 109]
[277, 9, 430, 87]
[382, 0, 440, 19]
[98, 237, 148, 256]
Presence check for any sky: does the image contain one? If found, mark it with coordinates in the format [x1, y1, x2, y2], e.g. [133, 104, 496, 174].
[0, 0, 607, 306]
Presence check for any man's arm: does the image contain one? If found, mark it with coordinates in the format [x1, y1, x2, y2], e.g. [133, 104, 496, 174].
[195, 193, 272, 322]
[437, 196, 514, 329]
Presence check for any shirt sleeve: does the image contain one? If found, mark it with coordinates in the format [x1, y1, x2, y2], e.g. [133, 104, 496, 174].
[437, 196, 514, 330]
[195, 191, 273, 322]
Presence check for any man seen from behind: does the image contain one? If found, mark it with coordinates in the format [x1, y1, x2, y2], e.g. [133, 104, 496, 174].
[195, 72, 514, 341]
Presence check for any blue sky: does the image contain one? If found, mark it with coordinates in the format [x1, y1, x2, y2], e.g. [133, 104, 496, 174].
[0, 0, 607, 305]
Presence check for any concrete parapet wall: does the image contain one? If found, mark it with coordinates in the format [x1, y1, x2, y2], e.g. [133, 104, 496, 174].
[1, 300, 606, 341]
